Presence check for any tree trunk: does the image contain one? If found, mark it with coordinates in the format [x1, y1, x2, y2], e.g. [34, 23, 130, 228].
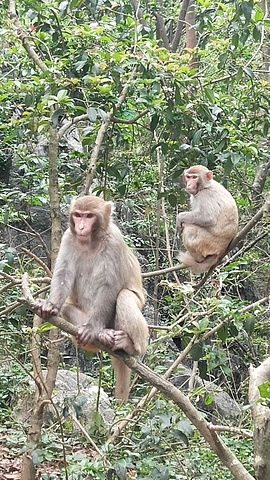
[249, 358, 270, 480]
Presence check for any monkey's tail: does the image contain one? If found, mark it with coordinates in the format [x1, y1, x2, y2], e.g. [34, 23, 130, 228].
[178, 251, 218, 274]
[111, 357, 131, 402]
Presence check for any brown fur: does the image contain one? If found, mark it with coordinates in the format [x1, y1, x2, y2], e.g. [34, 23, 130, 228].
[177, 166, 238, 273]
[35, 196, 148, 401]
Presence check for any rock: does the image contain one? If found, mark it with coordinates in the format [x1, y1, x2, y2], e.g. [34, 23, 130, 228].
[13, 369, 114, 425]
[172, 366, 241, 422]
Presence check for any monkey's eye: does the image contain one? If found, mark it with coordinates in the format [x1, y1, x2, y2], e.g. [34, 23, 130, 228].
[87, 213, 94, 218]
[73, 212, 81, 217]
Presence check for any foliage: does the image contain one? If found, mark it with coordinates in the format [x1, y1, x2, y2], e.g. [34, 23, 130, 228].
[0, 0, 270, 478]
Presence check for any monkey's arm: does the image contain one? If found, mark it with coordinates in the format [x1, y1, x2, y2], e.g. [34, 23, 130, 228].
[35, 233, 75, 319]
[177, 210, 217, 231]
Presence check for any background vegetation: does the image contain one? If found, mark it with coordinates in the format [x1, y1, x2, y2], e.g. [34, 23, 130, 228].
[0, 0, 270, 479]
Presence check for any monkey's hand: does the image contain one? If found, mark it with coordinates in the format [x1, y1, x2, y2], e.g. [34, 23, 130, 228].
[35, 299, 59, 319]
[177, 213, 186, 233]
[77, 324, 105, 347]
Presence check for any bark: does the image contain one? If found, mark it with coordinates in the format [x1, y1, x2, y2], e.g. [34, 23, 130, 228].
[249, 358, 270, 480]
[185, 1, 199, 69]
[252, 160, 270, 203]
[21, 125, 61, 480]
[171, 0, 191, 53]
[154, 3, 170, 49]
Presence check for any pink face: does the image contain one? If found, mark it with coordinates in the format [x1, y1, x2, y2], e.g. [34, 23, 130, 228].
[185, 173, 199, 195]
[72, 211, 97, 240]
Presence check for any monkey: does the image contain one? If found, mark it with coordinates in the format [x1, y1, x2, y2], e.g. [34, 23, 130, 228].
[176, 165, 238, 274]
[35, 195, 149, 401]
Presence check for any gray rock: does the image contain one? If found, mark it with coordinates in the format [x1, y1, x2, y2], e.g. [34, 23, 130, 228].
[13, 369, 114, 425]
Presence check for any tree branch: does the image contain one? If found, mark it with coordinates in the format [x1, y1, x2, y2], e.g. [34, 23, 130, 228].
[171, 0, 191, 53]
[22, 272, 254, 480]
[142, 193, 270, 286]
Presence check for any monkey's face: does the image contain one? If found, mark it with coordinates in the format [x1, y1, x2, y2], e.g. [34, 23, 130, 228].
[185, 173, 200, 195]
[71, 210, 97, 240]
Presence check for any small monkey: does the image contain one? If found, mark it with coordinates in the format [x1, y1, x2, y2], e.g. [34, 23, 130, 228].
[35, 195, 149, 401]
[176, 165, 238, 273]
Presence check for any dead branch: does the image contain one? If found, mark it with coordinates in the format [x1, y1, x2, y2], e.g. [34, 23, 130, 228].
[209, 424, 253, 439]
[20, 248, 52, 276]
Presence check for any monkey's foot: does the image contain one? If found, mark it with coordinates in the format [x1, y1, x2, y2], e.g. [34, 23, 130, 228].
[98, 329, 116, 348]
[112, 330, 136, 355]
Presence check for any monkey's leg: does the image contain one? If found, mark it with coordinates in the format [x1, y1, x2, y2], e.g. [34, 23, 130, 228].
[111, 357, 131, 402]
[114, 289, 148, 356]
[61, 303, 88, 326]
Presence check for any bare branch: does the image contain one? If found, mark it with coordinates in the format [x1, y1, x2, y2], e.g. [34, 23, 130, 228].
[171, 0, 191, 53]
[82, 77, 136, 195]
[20, 248, 52, 276]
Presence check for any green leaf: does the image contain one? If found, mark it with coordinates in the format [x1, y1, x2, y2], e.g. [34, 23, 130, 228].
[254, 6, 264, 21]
[244, 316, 256, 334]
[253, 25, 261, 42]
[125, 199, 134, 209]
[190, 342, 203, 361]
[263, 121, 269, 136]
[57, 89, 68, 101]
[199, 360, 207, 379]
[73, 402, 83, 418]
[231, 33, 239, 48]
[168, 193, 177, 207]
[204, 392, 213, 405]
[204, 87, 215, 104]
[31, 450, 41, 467]
[98, 108, 108, 122]
[171, 429, 189, 446]
[177, 419, 194, 436]
[243, 66, 254, 79]
[87, 107, 97, 122]
[218, 53, 227, 69]
[74, 395, 87, 407]
[236, 66, 243, 81]
[217, 325, 228, 341]
[117, 183, 127, 195]
[175, 85, 182, 105]
[198, 318, 209, 332]
[150, 114, 159, 131]
[258, 381, 270, 400]
[37, 322, 57, 333]
[241, 1, 252, 23]
[159, 413, 171, 430]
[191, 129, 202, 146]
[59, 0, 69, 17]
[51, 108, 65, 128]
[25, 93, 35, 107]
[229, 324, 239, 337]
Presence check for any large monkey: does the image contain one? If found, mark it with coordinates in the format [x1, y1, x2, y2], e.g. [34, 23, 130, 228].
[177, 165, 238, 274]
[35, 196, 149, 401]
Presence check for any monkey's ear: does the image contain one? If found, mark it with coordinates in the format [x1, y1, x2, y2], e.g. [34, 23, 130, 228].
[105, 201, 113, 216]
[206, 171, 213, 181]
